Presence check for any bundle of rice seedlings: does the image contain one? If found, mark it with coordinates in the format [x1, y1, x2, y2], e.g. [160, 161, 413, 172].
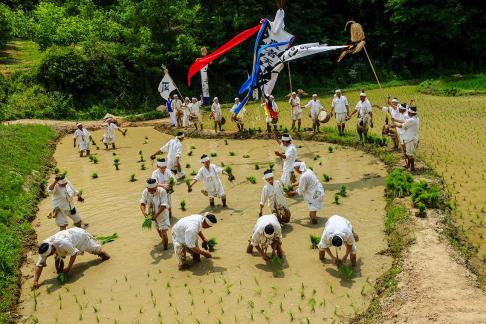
[339, 264, 354, 280]
[322, 174, 330, 182]
[190, 145, 196, 150]
[270, 256, 284, 277]
[254, 163, 260, 170]
[309, 234, 320, 249]
[190, 170, 197, 176]
[188, 150, 193, 156]
[229, 152, 236, 156]
[328, 146, 334, 153]
[140, 163, 146, 170]
[207, 238, 217, 251]
[180, 200, 186, 210]
[53, 166, 60, 174]
[246, 176, 257, 184]
[186, 163, 191, 168]
[334, 193, 340, 205]
[283, 184, 293, 193]
[224, 139, 228, 145]
[224, 166, 235, 181]
[96, 233, 119, 245]
[210, 152, 217, 157]
[142, 217, 153, 230]
[91, 172, 98, 179]
[339, 185, 348, 197]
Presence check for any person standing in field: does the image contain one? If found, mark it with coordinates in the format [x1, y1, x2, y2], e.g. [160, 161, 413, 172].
[140, 178, 170, 249]
[288, 91, 302, 132]
[151, 132, 185, 179]
[231, 97, 247, 132]
[274, 133, 297, 185]
[211, 97, 223, 132]
[47, 175, 85, 230]
[182, 97, 191, 129]
[317, 215, 357, 267]
[379, 97, 401, 149]
[246, 214, 283, 262]
[73, 122, 94, 157]
[188, 154, 228, 208]
[394, 106, 420, 171]
[102, 118, 126, 150]
[166, 97, 176, 128]
[151, 158, 177, 218]
[289, 161, 324, 224]
[189, 96, 204, 130]
[395, 101, 413, 155]
[305, 94, 324, 133]
[348, 92, 373, 141]
[259, 170, 291, 223]
[263, 95, 279, 133]
[33, 227, 110, 289]
[172, 94, 183, 128]
[172, 213, 217, 270]
[330, 89, 349, 136]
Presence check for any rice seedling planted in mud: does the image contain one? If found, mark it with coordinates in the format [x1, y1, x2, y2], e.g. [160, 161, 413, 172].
[129, 174, 137, 182]
[210, 152, 218, 157]
[243, 154, 250, 158]
[309, 234, 320, 249]
[339, 185, 348, 197]
[254, 163, 260, 170]
[140, 163, 146, 170]
[246, 175, 257, 184]
[91, 172, 98, 179]
[328, 146, 334, 153]
[270, 255, 284, 277]
[339, 264, 354, 280]
[334, 193, 341, 205]
[190, 169, 197, 176]
[180, 199, 187, 210]
[322, 173, 330, 182]
[229, 151, 236, 156]
[188, 150, 193, 156]
[113, 157, 121, 170]
[207, 238, 217, 251]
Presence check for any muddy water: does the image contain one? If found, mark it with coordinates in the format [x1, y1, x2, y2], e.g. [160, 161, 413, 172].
[19, 127, 391, 323]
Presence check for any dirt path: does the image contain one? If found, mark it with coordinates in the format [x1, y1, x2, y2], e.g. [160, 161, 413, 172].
[381, 210, 486, 323]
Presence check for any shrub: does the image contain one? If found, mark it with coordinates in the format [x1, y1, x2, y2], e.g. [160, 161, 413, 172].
[411, 180, 440, 208]
[386, 168, 414, 198]
[309, 234, 320, 249]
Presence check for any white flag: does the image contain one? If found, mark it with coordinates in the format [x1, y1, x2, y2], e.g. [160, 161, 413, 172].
[200, 64, 210, 98]
[158, 71, 177, 100]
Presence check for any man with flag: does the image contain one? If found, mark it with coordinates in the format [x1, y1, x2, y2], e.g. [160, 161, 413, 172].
[263, 95, 279, 133]
[158, 67, 178, 127]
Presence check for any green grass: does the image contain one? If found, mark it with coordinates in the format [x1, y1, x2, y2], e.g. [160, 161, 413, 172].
[0, 125, 56, 322]
[417, 74, 486, 96]
[0, 40, 43, 76]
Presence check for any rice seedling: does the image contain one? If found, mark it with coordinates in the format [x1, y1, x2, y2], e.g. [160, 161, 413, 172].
[224, 139, 228, 145]
[224, 166, 235, 181]
[188, 150, 193, 156]
[322, 173, 330, 182]
[190, 145, 196, 150]
[254, 163, 260, 170]
[210, 152, 217, 157]
[92, 156, 99, 164]
[308, 297, 316, 312]
[334, 193, 341, 205]
[96, 146, 100, 150]
[142, 216, 153, 230]
[289, 311, 295, 321]
[270, 255, 284, 277]
[246, 175, 257, 184]
[339, 264, 354, 280]
[328, 146, 334, 153]
[280, 302, 283, 312]
[140, 163, 146, 170]
[190, 169, 197, 176]
[180, 199, 186, 211]
[220, 161, 225, 167]
[57, 272, 67, 285]
[185, 163, 191, 169]
[283, 184, 294, 194]
[129, 174, 137, 182]
[229, 151, 236, 156]
[309, 234, 320, 249]
[95, 233, 118, 245]
[243, 154, 250, 158]
[207, 238, 217, 251]
[268, 163, 274, 170]
[53, 166, 60, 174]
[339, 185, 348, 197]
[113, 157, 121, 170]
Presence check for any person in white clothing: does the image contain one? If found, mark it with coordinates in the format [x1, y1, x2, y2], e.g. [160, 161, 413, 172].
[151, 158, 177, 218]
[150, 132, 185, 179]
[188, 154, 229, 207]
[47, 175, 85, 230]
[172, 94, 183, 128]
[73, 123, 94, 157]
[182, 97, 191, 129]
[348, 92, 373, 141]
[172, 213, 217, 270]
[318, 215, 357, 267]
[189, 96, 204, 130]
[263, 95, 279, 133]
[140, 178, 170, 249]
[102, 118, 126, 149]
[305, 94, 324, 133]
[259, 170, 291, 223]
[274, 133, 297, 185]
[380, 97, 401, 149]
[33, 227, 110, 289]
[230, 97, 246, 132]
[290, 161, 324, 224]
[394, 106, 420, 171]
[288, 92, 302, 131]
[211, 97, 223, 132]
[246, 214, 283, 262]
[330, 89, 349, 136]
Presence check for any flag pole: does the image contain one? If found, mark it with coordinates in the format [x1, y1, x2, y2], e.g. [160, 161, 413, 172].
[287, 62, 293, 93]
[362, 46, 391, 120]
[162, 64, 183, 98]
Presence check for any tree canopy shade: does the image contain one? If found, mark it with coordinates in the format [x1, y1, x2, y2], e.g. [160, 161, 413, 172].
[0, 0, 484, 119]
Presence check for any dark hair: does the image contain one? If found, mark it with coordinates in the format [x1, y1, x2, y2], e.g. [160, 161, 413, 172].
[331, 235, 343, 247]
[39, 242, 50, 254]
[400, 103, 408, 109]
[205, 213, 217, 224]
[55, 174, 65, 181]
[264, 224, 275, 236]
[263, 169, 273, 175]
[409, 106, 417, 113]
[157, 158, 166, 162]
[146, 178, 157, 185]
[200, 154, 208, 159]
[176, 131, 183, 136]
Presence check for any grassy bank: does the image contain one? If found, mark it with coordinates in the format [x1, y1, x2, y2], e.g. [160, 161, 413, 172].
[417, 73, 486, 96]
[0, 124, 56, 322]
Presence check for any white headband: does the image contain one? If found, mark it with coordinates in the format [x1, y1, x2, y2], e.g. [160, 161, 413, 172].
[391, 99, 399, 103]
[156, 161, 167, 167]
[360, 92, 366, 96]
[176, 134, 185, 139]
[57, 178, 68, 185]
[293, 161, 306, 172]
[263, 172, 274, 180]
[200, 156, 209, 163]
[312, 94, 317, 97]
[204, 213, 217, 226]
[146, 179, 158, 189]
[335, 89, 341, 93]
[264, 231, 274, 239]
[76, 123, 82, 127]
[281, 135, 291, 141]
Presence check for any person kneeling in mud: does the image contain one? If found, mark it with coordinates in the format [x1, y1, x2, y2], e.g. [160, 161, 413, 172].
[317, 215, 358, 267]
[259, 170, 291, 223]
[172, 213, 217, 270]
[188, 154, 230, 207]
[140, 178, 170, 250]
[247, 214, 283, 262]
[33, 227, 110, 289]
[47, 175, 85, 231]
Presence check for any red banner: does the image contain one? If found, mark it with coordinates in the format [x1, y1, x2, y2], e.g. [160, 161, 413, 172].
[187, 23, 262, 86]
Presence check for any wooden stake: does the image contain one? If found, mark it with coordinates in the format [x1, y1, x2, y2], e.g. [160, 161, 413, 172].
[287, 62, 293, 93]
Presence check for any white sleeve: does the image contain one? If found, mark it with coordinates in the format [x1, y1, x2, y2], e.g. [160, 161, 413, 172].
[140, 190, 148, 204]
[55, 240, 79, 257]
[185, 230, 199, 248]
[160, 141, 170, 153]
[296, 175, 306, 195]
[260, 186, 267, 206]
[344, 97, 349, 105]
[174, 143, 182, 157]
[214, 165, 223, 174]
[250, 230, 262, 246]
[194, 168, 203, 181]
[159, 190, 168, 207]
[344, 232, 356, 246]
[317, 232, 331, 250]
[304, 101, 311, 108]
